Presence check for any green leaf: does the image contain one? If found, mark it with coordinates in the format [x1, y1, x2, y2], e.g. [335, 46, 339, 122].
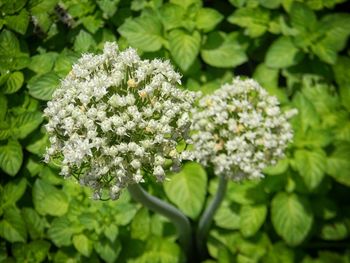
[131, 207, 150, 240]
[1, 0, 27, 14]
[47, 217, 76, 247]
[0, 94, 7, 121]
[262, 242, 294, 263]
[27, 72, 60, 100]
[12, 240, 50, 263]
[0, 139, 23, 176]
[4, 9, 30, 35]
[292, 92, 319, 133]
[320, 220, 348, 241]
[118, 15, 164, 52]
[33, 179, 69, 216]
[94, 239, 121, 263]
[72, 234, 93, 257]
[28, 52, 58, 74]
[3, 71, 23, 94]
[195, 8, 223, 32]
[164, 162, 207, 219]
[240, 204, 267, 237]
[259, 0, 281, 9]
[168, 29, 201, 71]
[103, 224, 119, 243]
[97, 0, 120, 18]
[271, 192, 313, 246]
[81, 14, 104, 34]
[170, 0, 201, 9]
[327, 143, 350, 187]
[0, 178, 26, 210]
[228, 7, 270, 37]
[290, 2, 317, 32]
[214, 201, 240, 230]
[22, 208, 47, 239]
[159, 3, 186, 31]
[25, 131, 49, 156]
[73, 30, 96, 52]
[54, 52, 79, 76]
[265, 36, 302, 68]
[201, 31, 247, 68]
[0, 208, 27, 243]
[12, 111, 43, 139]
[114, 203, 138, 225]
[293, 149, 327, 190]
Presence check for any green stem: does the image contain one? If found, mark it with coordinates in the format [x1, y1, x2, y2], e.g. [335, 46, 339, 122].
[196, 175, 228, 258]
[128, 183, 193, 257]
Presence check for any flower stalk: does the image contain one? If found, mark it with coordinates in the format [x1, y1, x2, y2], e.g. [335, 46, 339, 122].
[196, 175, 228, 258]
[128, 183, 193, 258]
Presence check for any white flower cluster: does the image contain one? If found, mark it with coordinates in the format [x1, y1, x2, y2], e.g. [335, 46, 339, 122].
[191, 78, 296, 180]
[44, 42, 197, 200]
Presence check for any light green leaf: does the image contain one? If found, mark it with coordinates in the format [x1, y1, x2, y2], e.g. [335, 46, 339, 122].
[4, 9, 30, 35]
[103, 224, 119, 243]
[0, 139, 23, 176]
[25, 131, 49, 156]
[47, 217, 77, 247]
[293, 149, 327, 190]
[22, 208, 47, 240]
[290, 2, 317, 32]
[94, 239, 121, 263]
[159, 3, 185, 31]
[240, 204, 267, 237]
[195, 8, 223, 32]
[12, 240, 50, 263]
[3, 71, 23, 94]
[271, 192, 313, 245]
[72, 234, 93, 257]
[97, 0, 120, 18]
[12, 111, 43, 139]
[164, 162, 207, 219]
[74, 30, 96, 52]
[170, 0, 201, 9]
[33, 179, 69, 216]
[327, 143, 350, 186]
[320, 220, 348, 241]
[27, 72, 60, 100]
[259, 0, 281, 9]
[168, 29, 201, 71]
[201, 31, 247, 68]
[81, 14, 104, 34]
[131, 207, 150, 240]
[0, 178, 26, 210]
[118, 15, 164, 52]
[54, 52, 79, 76]
[114, 203, 138, 225]
[265, 36, 302, 68]
[28, 52, 58, 74]
[214, 201, 240, 230]
[228, 7, 270, 37]
[0, 208, 27, 243]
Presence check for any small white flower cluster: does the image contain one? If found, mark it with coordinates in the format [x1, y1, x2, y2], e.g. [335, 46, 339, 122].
[44, 42, 197, 200]
[191, 77, 296, 180]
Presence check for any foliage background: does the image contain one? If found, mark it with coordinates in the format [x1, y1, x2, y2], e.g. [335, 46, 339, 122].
[1, 0, 350, 262]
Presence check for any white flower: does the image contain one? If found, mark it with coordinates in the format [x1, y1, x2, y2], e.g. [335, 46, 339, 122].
[44, 42, 197, 200]
[191, 77, 296, 180]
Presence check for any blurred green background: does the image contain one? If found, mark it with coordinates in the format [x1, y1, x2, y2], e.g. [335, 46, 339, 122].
[1, 0, 350, 262]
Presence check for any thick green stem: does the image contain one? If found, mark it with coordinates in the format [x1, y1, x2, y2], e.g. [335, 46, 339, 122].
[196, 175, 228, 258]
[128, 183, 193, 257]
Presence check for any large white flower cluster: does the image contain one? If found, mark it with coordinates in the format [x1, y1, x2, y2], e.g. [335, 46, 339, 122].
[44, 42, 197, 199]
[191, 78, 296, 180]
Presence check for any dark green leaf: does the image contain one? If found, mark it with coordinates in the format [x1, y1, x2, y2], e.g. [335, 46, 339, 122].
[118, 15, 164, 52]
[327, 143, 350, 186]
[4, 9, 30, 35]
[271, 192, 313, 246]
[27, 72, 60, 100]
[12, 240, 50, 263]
[0, 139, 23, 176]
[164, 162, 207, 219]
[201, 31, 247, 68]
[168, 29, 201, 71]
[33, 179, 69, 216]
[12, 111, 43, 139]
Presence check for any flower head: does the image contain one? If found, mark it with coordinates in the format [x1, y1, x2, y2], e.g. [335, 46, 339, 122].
[191, 77, 296, 180]
[44, 42, 197, 199]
